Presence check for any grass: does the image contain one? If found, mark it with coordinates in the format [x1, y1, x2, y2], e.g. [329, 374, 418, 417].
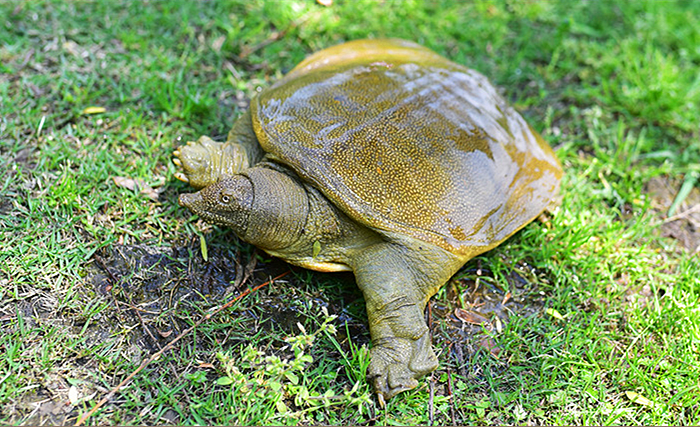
[1, 0, 699, 425]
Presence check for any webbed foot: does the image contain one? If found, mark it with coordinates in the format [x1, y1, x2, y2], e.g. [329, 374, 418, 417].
[173, 136, 225, 189]
[368, 331, 438, 404]
[173, 135, 252, 189]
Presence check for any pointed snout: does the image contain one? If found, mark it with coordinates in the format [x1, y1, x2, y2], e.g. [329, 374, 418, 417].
[178, 192, 202, 208]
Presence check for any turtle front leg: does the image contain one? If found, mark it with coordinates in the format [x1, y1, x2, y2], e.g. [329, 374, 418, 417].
[350, 240, 462, 403]
[173, 136, 241, 188]
[173, 110, 263, 189]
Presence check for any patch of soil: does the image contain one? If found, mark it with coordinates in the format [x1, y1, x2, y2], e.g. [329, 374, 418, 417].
[88, 241, 369, 355]
[7, 387, 78, 427]
[87, 242, 246, 352]
[645, 175, 700, 253]
[0, 195, 14, 216]
[91, 243, 238, 301]
[431, 262, 548, 378]
[0, 146, 37, 207]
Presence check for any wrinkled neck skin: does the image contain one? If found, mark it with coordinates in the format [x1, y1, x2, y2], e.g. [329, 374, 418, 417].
[240, 165, 309, 250]
[240, 164, 380, 269]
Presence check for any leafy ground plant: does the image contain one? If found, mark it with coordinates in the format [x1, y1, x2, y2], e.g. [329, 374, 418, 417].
[215, 306, 373, 424]
[1, 0, 699, 425]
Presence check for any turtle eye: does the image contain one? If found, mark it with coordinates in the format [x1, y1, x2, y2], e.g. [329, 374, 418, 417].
[220, 194, 231, 204]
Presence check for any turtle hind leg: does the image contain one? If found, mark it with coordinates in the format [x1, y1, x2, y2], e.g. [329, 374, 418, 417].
[173, 110, 263, 189]
[350, 240, 462, 402]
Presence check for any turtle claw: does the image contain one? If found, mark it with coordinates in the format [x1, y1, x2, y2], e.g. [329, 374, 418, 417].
[377, 393, 385, 408]
[370, 362, 419, 403]
[174, 171, 189, 183]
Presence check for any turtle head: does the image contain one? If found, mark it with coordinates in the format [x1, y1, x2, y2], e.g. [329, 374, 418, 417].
[179, 175, 253, 236]
[179, 167, 312, 251]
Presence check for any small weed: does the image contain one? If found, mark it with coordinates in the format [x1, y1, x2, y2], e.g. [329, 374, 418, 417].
[215, 307, 372, 424]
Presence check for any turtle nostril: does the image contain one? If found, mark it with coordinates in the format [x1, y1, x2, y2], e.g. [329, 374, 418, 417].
[179, 192, 201, 207]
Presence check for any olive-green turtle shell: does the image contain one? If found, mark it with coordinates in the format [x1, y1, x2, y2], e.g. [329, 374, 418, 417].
[251, 39, 562, 257]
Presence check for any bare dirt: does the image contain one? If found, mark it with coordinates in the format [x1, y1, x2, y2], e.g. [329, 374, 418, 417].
[645, 175, 700, 254]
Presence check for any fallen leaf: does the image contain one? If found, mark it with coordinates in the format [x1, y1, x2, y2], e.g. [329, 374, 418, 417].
[200, 234, 208, 262]
[157, 329, 173, 338]
[112, 176, 159, 201]
[68, 385, 79, 405]
[454, 308, 489, 325]
[493, 314, 503, 333]
[211, 35, 226, 52]
[478, 337, 501, 358]
[82, 106, 106, 115]
[63, 40, 81, 56]
[625, 390, 653, 406]
[545, 307, 565, 321]
[112, 176, 136, 190]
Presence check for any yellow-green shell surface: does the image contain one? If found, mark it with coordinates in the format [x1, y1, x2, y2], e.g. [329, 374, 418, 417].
[251, 39, 562, 257]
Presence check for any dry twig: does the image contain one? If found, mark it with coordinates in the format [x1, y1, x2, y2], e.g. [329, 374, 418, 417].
[428, 373, 435, 426]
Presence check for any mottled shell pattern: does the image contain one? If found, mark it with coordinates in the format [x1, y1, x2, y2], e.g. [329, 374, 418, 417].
[251, 39, 562, 258]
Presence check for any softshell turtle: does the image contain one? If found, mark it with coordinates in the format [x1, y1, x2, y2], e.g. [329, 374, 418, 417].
[173, 39, 562, 402]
